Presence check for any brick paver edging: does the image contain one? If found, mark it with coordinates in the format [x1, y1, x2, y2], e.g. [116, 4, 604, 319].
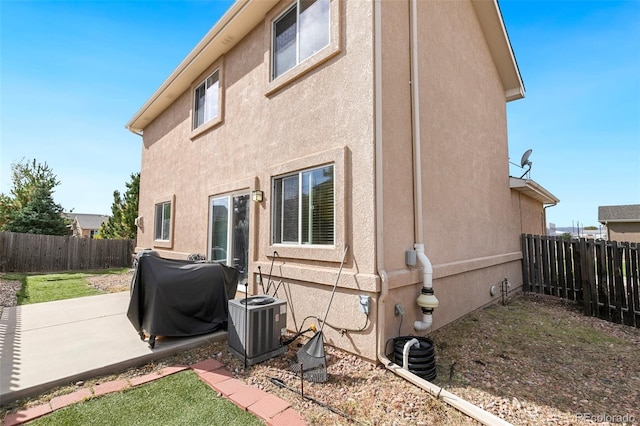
[3, 359, 306, 426]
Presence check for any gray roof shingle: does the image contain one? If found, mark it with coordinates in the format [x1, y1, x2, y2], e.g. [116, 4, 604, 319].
[67, 214, 110, 230]
[598, 204, 640, 222]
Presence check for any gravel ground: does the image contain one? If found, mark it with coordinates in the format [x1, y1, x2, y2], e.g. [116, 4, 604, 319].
[85, 271, 133, 293]
[0, 279, 21, 317]
[1, 273, 639, 425]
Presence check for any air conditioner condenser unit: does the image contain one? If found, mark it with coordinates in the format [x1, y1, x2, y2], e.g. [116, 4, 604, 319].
[228, 296, 288, 366]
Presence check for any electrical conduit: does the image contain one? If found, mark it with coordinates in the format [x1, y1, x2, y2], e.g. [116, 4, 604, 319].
[374, 0, 512, 424]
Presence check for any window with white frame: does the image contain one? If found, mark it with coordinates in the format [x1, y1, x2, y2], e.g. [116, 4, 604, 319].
[272, 0, 330, 80]
[193, 70, 220, 129]
[273, 164, 334, 245]
[154, 201, 171, 241]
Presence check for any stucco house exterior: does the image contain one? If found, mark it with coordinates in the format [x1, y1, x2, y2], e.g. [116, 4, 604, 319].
[126, 0, 557, 362]
[599, 204, 640, 243]
[65, 213, 109, 239]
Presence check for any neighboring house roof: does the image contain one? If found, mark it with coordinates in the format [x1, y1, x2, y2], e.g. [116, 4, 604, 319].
[598, 204, 640, 223]
[126, 0, 524, 133]
[67, 214, 110, 230]
[509, 177, 559, 205]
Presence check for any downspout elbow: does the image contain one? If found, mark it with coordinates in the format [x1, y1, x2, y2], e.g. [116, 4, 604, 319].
[414, 243, 438, 331]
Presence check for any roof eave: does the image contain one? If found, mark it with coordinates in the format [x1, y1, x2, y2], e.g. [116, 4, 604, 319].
[472, 0, 525, 103]
[510, 177, 560, 205]
[599, 219, 640, 224]
[125, 0, 279, 134]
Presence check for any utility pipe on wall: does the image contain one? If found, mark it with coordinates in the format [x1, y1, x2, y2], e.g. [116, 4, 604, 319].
[408, 0, 438, 332]
[409, 0, 423, 245]
[414, 243, 438, 331]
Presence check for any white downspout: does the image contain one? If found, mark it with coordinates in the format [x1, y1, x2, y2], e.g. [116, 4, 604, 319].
[374, 1, 511, 424]
[410, 0, 423, 245]
[408, 0, 438, 332]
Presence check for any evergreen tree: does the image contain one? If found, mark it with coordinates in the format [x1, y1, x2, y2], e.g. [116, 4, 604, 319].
[0, 194, 13, 230]
[100, 172, 139, 239]
[0, 159, 69, 234]
[5, 186, 69, 235]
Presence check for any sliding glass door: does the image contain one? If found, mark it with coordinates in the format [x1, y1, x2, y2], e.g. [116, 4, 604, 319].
[209, 193, 249, 286]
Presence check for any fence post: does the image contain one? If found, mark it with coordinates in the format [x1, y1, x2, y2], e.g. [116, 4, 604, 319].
[578, 238, 592, 316]
[595, 239, 609, 321]
[556, 237, 566, 299]
[549, 236, 558, 297]
[606, 242, 618, 323]
[534, 235, 543, 293]
[571, 239, 581, 302]
[587, 239, 598, 317]
[542, 236, 550, 295]
[527, 234, 536, 292]
[623, 242, 634, 327]
[564, 239, 574, 301]
[612, 241, 625, 324]
[630, 243, 640, 327]
[521, 234, 530, 293]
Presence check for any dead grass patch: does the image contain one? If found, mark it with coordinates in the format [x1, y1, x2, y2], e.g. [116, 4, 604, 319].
[431, 293, 640, 424]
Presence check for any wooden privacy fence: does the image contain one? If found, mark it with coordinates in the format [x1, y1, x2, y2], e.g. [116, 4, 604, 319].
[521, 234, 640, 328]
[0, 232, 135, 273]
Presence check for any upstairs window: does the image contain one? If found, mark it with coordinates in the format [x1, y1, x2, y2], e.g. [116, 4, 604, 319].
[273, 164, 334, 245]
[193, 70, 219, 129]
[272, 0, 330, 80]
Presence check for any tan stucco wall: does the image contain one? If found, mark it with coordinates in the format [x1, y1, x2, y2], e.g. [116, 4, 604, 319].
[607, 222, 640, 243]
[138, 0, 380, 359]
[511, 192, 547, 236]
[378, 0, 526, 340]
[136, 0, 532, 361]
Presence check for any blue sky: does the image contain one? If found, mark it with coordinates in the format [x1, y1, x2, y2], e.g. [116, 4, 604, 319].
[1, 0, 638, 228]
[502, 0, 640, 229]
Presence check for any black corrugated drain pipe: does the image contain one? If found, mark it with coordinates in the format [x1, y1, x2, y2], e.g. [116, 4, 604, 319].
[393, 336, 437, 381]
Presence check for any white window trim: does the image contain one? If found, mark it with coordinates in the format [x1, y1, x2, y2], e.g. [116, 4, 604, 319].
[190, 58, 225, 139]
[264, 0, 342, 96]
[153, 194, 175, 249]
[263, 146, 346, 263]
[193, 70, 220, 128]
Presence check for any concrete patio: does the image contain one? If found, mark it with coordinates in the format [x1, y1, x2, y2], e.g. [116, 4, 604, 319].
[0, 292, 226, 404]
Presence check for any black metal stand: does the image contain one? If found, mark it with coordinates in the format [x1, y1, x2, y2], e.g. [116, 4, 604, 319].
[244, 282, 248, 369]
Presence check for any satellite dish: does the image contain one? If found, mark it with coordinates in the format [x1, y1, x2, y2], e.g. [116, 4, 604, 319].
[520, 149, 533, 167]
[520, 149, 532, 178]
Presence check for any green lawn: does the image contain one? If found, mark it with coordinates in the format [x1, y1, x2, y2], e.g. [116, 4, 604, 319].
[0, 268, 130, 305]
[30, 371, 263, 426]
